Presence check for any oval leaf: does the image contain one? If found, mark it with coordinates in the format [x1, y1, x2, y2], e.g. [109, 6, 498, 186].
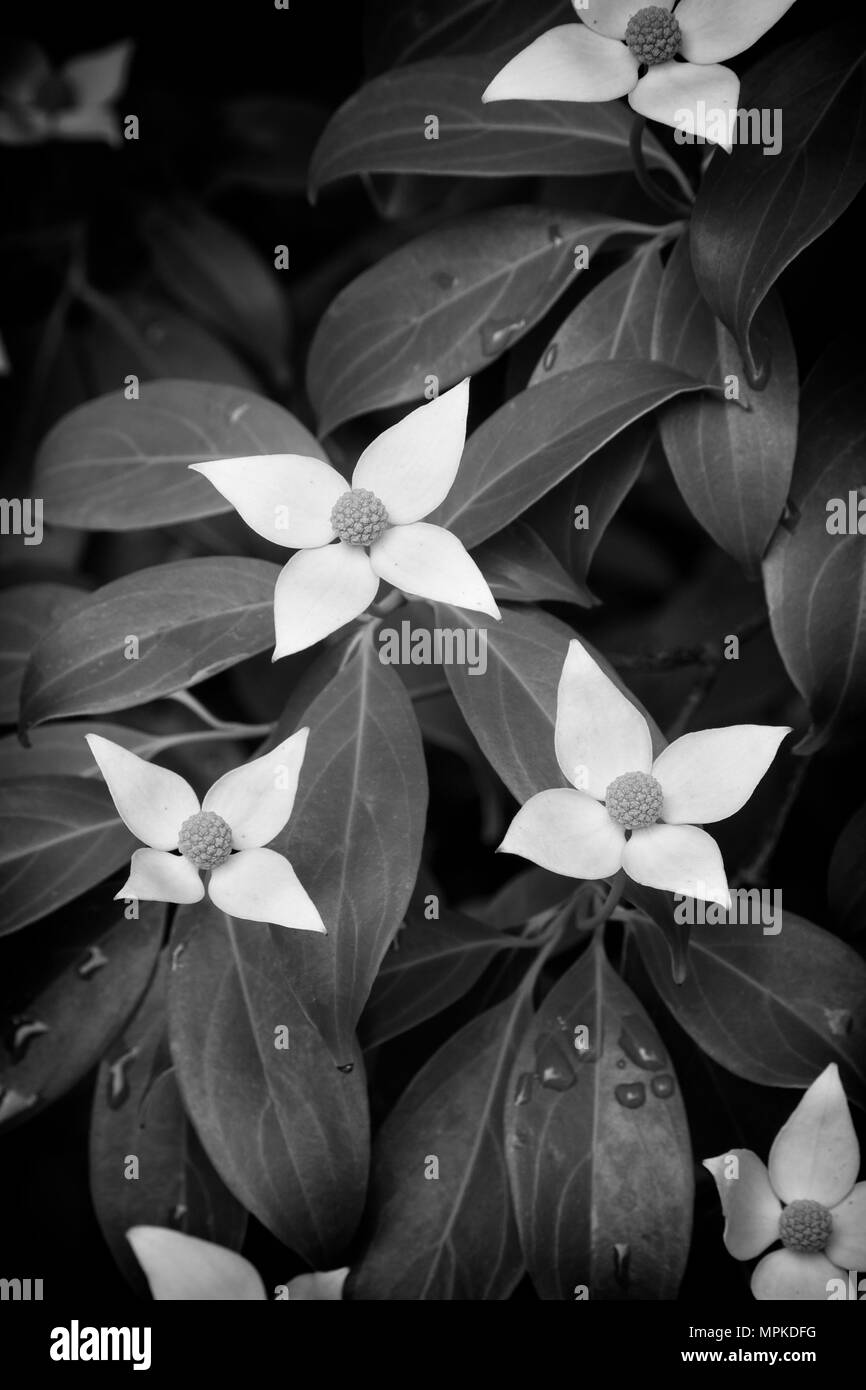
[0, 583, 87, 724]
[20, 557, 280, 731]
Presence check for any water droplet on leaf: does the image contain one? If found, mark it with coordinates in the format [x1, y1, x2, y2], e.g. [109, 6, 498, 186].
[650, 1074, 675, 1099]
[618, 1014, 666, 1071]
[614, 1082, 646, 1109]
[106, 1046, 139, 1109]
[77, 944, 109, 979]
[480, 318, 527, 357]
[542, 343, 558, 372]
[431, 270, 456, 291]
[0, 1087, 39, 1124]
[513, 1071, 534, 1106]
[336, 1062, 354, 1074]
[534, 1035, 576, 1091]
[6, 1016, 49, 1061]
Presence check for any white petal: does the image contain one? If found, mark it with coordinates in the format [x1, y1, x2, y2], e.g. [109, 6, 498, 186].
[208, 849, 326, 932]
[203, 729, 309, 849]
[622, 822, 730, 908]
[499, 788, 626, 879]
[482, 25, 638, 104]
[272, 544, 379, 658]
[578, 0, 674, 41]
[351, 379, 470, 525]
[115, 848, 204, 905]
[189, 456, 347, 549]
[677, 0, 796, 64]
[285, 1268, 349, 1300]
[827, 1183, 866, 1271]
[63, 41, 134, 105]
[369, 523, 500, 618]
[629, 61, 740, 151]
[53, 106, 123, 145]
[751, 1249, 842, 1302]
[85, 733, 199, 848]
[653, 725, 790, 825]
[554, 639, 653, 797]
[127, 1228, 266, 1300]
[768, 1064, 860, 1208]
[702, 1151, 781, 1260]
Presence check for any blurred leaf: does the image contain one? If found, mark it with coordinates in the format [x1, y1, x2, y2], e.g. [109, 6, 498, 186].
[168, 899, 368, 1266]
[525, 422, 655, 604]
[637, 911, 866, 1106]
[435, 604, 665, 803]
[20, 558, 280, 730]
[35, 380, 324, 531]
[653, 233, 798, 572]
[530, 243, 663, 384]
[215, 97, 328, 195]
[505, 941, 692, 1299]
[0, 897, 163, 1127]
[763, 344, 866, 752]
[690, 29, 866, 380]
[0, 583, 87, 723]
[311, 57, 678, 194]
[268, 639, 428, 1057]
[140, 203, 291, 381]
[348, 987, 531, 1299]
[473, 521, 584, 605]
[363, 0, 565, 73]
[307, 208, 659, 433]
[828, 801, 866, 939]
[431, 361, 704, 551]
[0, 777, 136, 935]
[90, 957, 245, 1294]
[0, 720, 256, 781]
[360, 892, 512, 1048]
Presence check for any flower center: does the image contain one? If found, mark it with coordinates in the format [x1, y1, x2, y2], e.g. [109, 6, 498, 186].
[178, 811, 233, 869]
[778, 1199, 833, 1254]
[330, 488, 389, 545]
[605, 771, 663, 829]
[624, 6, 682, 65]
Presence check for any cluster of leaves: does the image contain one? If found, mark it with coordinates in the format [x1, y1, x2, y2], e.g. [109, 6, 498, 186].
[1, 5, 865, 1301]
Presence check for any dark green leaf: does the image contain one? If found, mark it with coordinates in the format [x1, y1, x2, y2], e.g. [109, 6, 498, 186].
[505, 942, 692, 1299]
[637, 911, 866, 1106]
[0, 897, 163, 1125]
[168, 899, 369, 1266]
[0, 720, 252, 781]
[0, 583, 87, 724]
[473, 521, 584, 605]
[363, 0, 565, 74]
[20, 558, 280, 731]
[762, 344, 866, 752]
[349, 988, 531, 1299]
[0, 777, 136, 935]
[828, 801, 866, 939]
[690, 29, 866, 380]
[307, 208, 659, 433]
[35, 380, 324, 530]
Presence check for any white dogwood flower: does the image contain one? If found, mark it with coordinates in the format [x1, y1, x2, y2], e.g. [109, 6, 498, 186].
[704, 1064, 866, 1300]
[127, 1227, 348, 1300]
[189, 378, 500, 659]
[482, 1, 796, 150]
[85, 730, 324, 932]
[499, 638, 790, 907]
[0, 40, 132, 147]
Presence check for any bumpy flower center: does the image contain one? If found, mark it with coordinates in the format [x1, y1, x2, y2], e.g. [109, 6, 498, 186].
[330, 489, 389, 545]
[624, 6, 682, 65]
[605, 771, 663, 829]
[178, 811, 233, 870]
[778, 1199, 833, 1254]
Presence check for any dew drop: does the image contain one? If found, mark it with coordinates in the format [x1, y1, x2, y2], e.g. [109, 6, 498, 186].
[542, 343, 558, 372]
[616, 1058, 627, 1069]
[169, 1202, 188, 1229]
[77, 944, 109, 979]
[336, 1062, 354, 1074]
[614, 1082, 646, 1109]
[651, 1073, 675, 1099]
[780, 500, 800, 534]
[548, 224, 564, 246]
[106, 1046, 139, 1109]
[480, 318, 527, 357]
[513, 1071, 534, 1106]
[618, 1014, 666, 1071]
[431, 269, 457, 291]
[534, 1035, 576, 1091]
[6, 1016, 49, 1062]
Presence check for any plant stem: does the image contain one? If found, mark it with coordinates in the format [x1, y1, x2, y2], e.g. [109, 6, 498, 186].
[579, 871, 625, 931]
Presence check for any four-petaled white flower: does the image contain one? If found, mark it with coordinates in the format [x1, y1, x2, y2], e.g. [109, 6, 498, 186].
[127, 1227, 347, 1301]
[0, 40, 132, 147]
[85, 730, 325, 932]
[189, 377, 500, 659]
[482, 0, 796, 151]
[704, 1064, 866, 1300]
[499, 639, 790, 907]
